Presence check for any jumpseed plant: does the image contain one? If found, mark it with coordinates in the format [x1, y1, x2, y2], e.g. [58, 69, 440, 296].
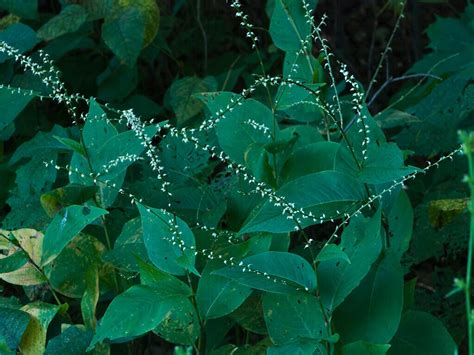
[0, 0, 472, 354]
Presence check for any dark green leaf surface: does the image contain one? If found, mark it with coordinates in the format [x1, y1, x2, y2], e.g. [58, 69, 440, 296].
[317, 210, 382, 311]
[213, 251, 317, 293]
[41, 205, 108, 266]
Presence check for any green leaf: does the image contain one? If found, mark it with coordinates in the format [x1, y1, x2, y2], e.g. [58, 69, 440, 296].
[138, 259, 191, 297]
[387, 191, 413, 259]
[267, 340, 326, 355]
[0, 307, 30, 351]
[45, 233, 105, 298]
[81, 266, 99, 329]
[0, 86, 35, 133]
[40, 184, 98, 218]
[37, 5, 88, 41]
[229, 295, 267, 335]
[198, 92, 276, 165]
[41, 205, 108, 266]
[0, 260, 45, 286]
[0, 23, 39, 63]
[54, 136, 86, 156]
[103, 217, 147, 272]
[0, 229, 46, 286]
[89, 285, 182, 348]
[317, 210, 382, 311]
[102, 6, 145, 66]
[340, 341, 390, 355]
[333, 254, 404, 344]
[263, 292, 327, 345]
[79, 0, 113, 20]
[19, 302, 60, 355]
[240, 171, 367, 234]
[196, 260, 252, 320]
[213, 251, 317, 294]
[280, 142, 339, 182]
[114, 0, 160, 46]
[153, 296, 200, 346]
[0, 251, 28, 273]
[168, 76, 217, 126]
[358, 144, 421, 184]
[0, 0, 37, 19]
[138, 204, 196, 276]
[388, 311, 457, 355]
[94, 126, 158, 182]
[70, 100, 158, 207]
[269, 0, 318, 52]
[45, 325, 93, 355]
[315, 244, 351, 264]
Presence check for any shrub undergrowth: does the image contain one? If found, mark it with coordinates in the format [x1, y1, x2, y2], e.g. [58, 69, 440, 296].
[0, 1, 473, 354]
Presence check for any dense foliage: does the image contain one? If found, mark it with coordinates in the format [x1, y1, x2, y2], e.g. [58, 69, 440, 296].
[0, 0, 473, 354]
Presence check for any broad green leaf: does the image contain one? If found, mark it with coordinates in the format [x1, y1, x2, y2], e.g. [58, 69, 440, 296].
[81, 266, 99, 329]
[315, 244, 350, 264]
[70, 99, 158, 207]
[114, 0, 160, 46]
[89, 285, 182, 347]
[213, 251, 317, 293]
[153, 296, 200, 346]
[0, 23, 38, 63]
[103, 217, 147, 272]
[0, 0, 37, 19]
[281, 142, 339, 182]
[333, 254, 403, 344]
[269, 0, 318, 52]
[138, 204, 196, 276]
[41, 205, 108, 266]
[69, 100, 119, 206]
[229, 295, 267, 335]
[94, 125, 159, 182]
[0, 307, 30, 351]
[5, 126, 69, 229]
[0, 86, 35, 133]
[196, 260, 252, 320]
[388, 311, 457, 355]
[0, 228, 46, 286]
[102, 6, 145, 66]
[168, 76, 217, 126]
[387, 191, 413, 259]
[317, 210, 382, 311]
[19, 302, 60, 355]
[45, 233, 105, 298]
[198, 92, 276, 165]
[138, 259, 191, 297]
[0, 251, 28, 273]
[268, 340, 327, 355]
[0, 265, 45, 286]
[45, 325, 93, 355]
[263, 292, 327, 345]
[340, 341, 390, 355]
[37, 5, 88, 41]
[275, 51, 325, 122]
[240, 171, 367, 234]
[78, 0, 113, 20]
[40, 184, 98, 218]
[358, 144, 421, 184]
[0, 229, 46, 286]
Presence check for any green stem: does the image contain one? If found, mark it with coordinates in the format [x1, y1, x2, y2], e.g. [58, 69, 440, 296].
[462, 131, 474, 355]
